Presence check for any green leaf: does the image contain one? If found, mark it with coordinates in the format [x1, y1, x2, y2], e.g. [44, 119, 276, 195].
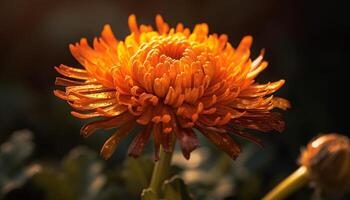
[121, 157, 153, 195]
[141, 188, 158, 200]
[163, 176, 194, 200]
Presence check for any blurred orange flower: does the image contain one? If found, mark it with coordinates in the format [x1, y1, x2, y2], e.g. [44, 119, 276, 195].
[54, 15, 290, 160]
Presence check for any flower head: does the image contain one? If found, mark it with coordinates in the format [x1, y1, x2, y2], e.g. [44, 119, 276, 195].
[54, 15, 290, 160]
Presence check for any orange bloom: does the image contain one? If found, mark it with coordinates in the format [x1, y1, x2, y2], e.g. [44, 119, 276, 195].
[54, 15, 290, 160]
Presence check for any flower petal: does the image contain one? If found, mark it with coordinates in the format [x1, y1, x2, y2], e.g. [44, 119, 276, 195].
[226, 127, 264, 147]
[80, 112, 134, 137]
[128, 124, 152, 157]
[100, 122, 135, 159]
[233, 112, 285, 132]
[198, 127, 241, 159]
[174, 127, 199, 160]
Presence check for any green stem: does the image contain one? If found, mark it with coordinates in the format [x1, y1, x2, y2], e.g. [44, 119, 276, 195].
[149, 146, 174, 196]
[262, 166, 310, 200]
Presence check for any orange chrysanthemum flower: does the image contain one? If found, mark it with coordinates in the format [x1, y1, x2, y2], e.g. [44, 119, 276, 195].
[54, 15, 290, 160]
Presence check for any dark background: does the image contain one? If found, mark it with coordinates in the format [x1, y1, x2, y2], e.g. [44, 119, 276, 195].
[0, 0, 349, 199]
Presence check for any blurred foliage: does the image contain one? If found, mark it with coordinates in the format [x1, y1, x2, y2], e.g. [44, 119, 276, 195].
[140, 176, 193, 200]
[33, 146, 106, 200]
[4, 129, 350, 200]
[0, 130, 41, 199]
[163, 176, 194, 200]
[121, 157, 153, 195]
[141, 188, 158, 200]
[1, 130, 350, 200]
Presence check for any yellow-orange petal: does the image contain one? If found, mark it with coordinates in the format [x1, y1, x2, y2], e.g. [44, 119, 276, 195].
[100, 121, 135, 159]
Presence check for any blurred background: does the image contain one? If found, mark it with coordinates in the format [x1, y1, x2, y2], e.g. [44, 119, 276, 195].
[0, 0, 349, 199]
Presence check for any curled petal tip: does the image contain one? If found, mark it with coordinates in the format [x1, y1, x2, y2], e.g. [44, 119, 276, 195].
[155, 14, 163, 22]
[68, 44, 75, 51]
[102, 24, 113, 35]
[100, 150, 112, 160]
[103, 24, 111, 29]
[260, 48, 266, 56]
[242, 35, 253, 44]
[128, 14, 139, 34]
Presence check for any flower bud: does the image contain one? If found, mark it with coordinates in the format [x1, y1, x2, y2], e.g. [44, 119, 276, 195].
[299, 134, 350, 193]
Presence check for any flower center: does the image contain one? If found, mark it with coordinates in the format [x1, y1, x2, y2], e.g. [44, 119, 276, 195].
[141, 35, 190, 61]
[158, 41, 187, 60]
